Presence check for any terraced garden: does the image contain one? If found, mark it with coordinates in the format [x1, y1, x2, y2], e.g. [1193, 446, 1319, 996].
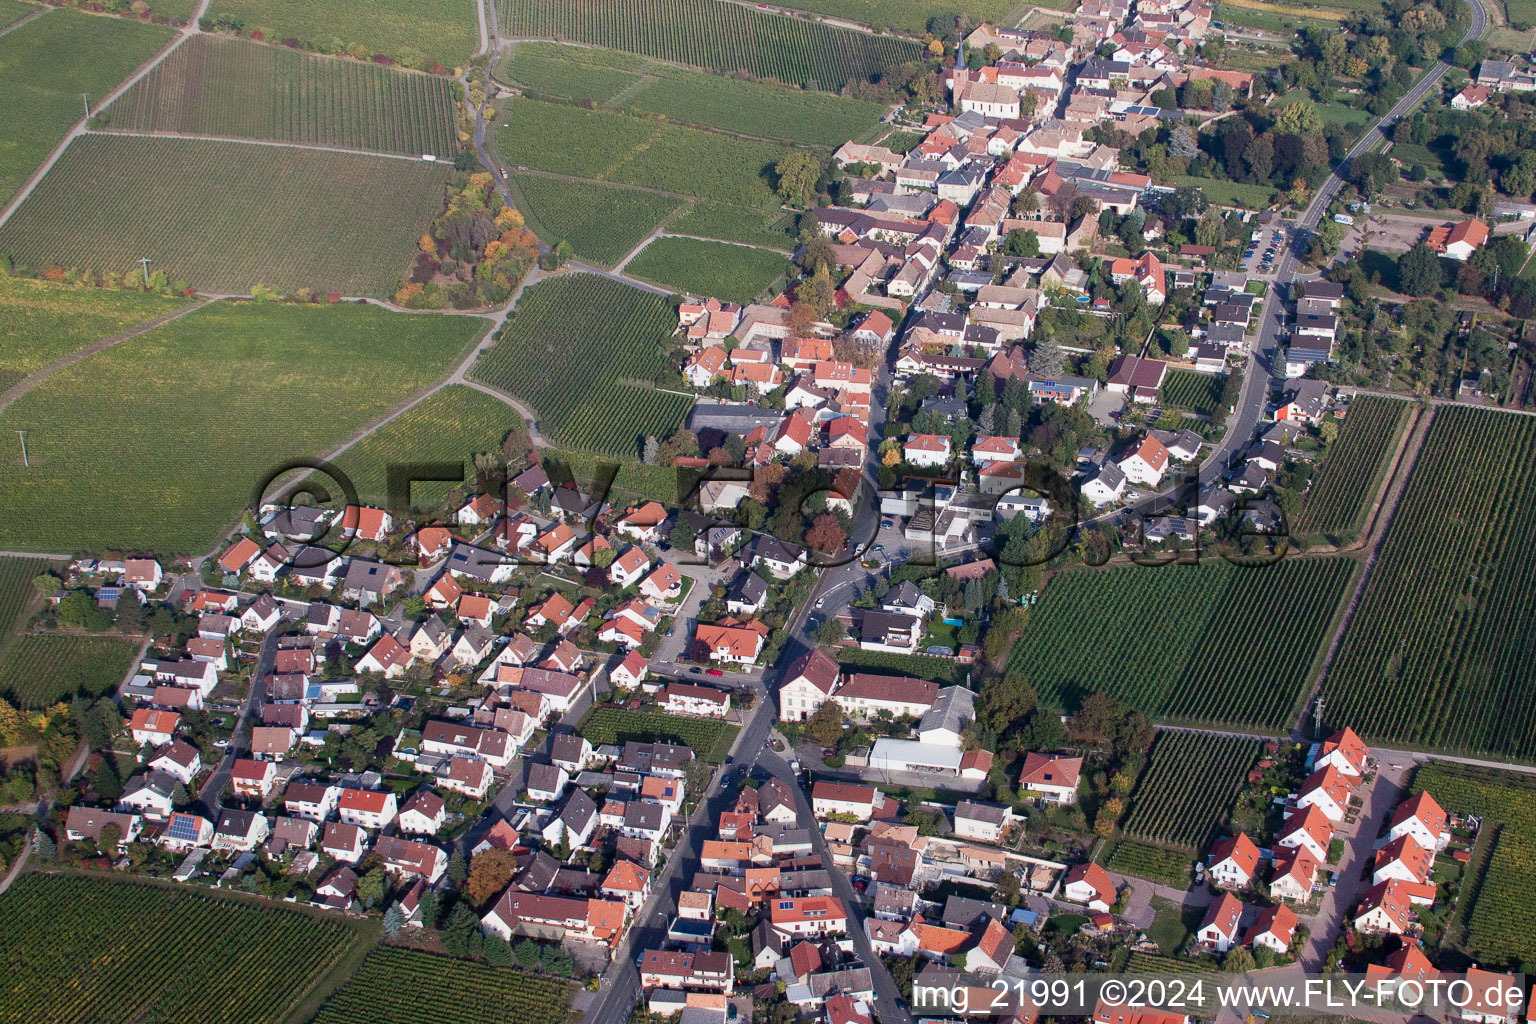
[578, 706, 738, 763]
[204, 0, 478, 67]
[0, 134, 449, 295]
[0, 300, 483, 554]
[1294, 395, 1412, 538]
[1121, 731, 1260, 851]
[1158, 369, 1224, 416]
[1324, 406, 1536, 760]
[1412, 762, 1536, 969]
[310, 948, 576, 1024]
[497, 0, 923, 91]
[501, 42, 887, 147]
[471, 274, 693, 459]
[0, 9, 174, 203]
[624, 237, 787, 305]
[0, 874, 363, 1024]
[0, 275, 188, 393]
[1005, 557, 1356, 730]
[508, 174, 683, 268]
[331, 385, 527, 510]
[0, 634, 139, 708]
[103, 34, 460, 157]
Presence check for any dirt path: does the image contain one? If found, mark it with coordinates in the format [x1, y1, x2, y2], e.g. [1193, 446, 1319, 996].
[0, 297, 213, 414]
[82, 128, 436, 162]
[0, 2, 50, 37]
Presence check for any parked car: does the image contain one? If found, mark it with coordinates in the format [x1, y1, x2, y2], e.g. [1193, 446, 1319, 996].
[706, 668, 724, 676]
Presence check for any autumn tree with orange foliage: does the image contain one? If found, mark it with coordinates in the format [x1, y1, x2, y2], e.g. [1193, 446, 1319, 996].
[466, 847, 520, 906]
[805, 514, 847, 555]
[749, 463, 787, 504]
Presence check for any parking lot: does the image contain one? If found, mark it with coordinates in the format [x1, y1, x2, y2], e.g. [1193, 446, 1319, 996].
[1242, 225, 1287, 274]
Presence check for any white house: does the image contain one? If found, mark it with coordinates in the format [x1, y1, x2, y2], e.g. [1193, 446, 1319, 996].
[1385, 792, 1446, 852]
[1208, 832, 1261, 889]
[953, 800, 1014, 843]
[1118, 436, 1170, 487]
[780, 649, 838, 723]
[1017, 752, 1081, 804]
[1062, 862, 1114, 913]
[903, 434, 952, 468]
[1082, 461, 1127, 506]
[1296, 765, 1355, 823]
[811, 781, 881, 822]
[1197, 893, 1243, 952]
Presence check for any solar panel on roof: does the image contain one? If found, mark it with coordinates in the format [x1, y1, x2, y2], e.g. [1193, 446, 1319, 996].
[167, 816, 202, 842]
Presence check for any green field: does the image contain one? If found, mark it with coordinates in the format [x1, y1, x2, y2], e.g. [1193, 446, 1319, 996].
[541, 447, 686, 506]
[1295, 395, 1412, 538]
[0, 0, 37, 27]
[0, 555, 48, 643]
[0, 134, 450, 295]
[0, 275, 188, 392]
[0, 300, 483, 553]
[104, 34, 460, 157]
[0, 9, 174, 203]
[471, 274, 694, 459]
[205, 0, 478, 67]
[499, 99, 789, 208]
[1106, 840, 1192, 888]
[1166, 176, 1277, 210]
[669, 201, 799, 249]
[578, 705, 738, 763]
[502, 42, 886, 148]
[624, 237, 787, 304]
[1412, 762, 1536, 968]
[1121, 732, 1260, 851]
[1158, 369, 1225, 416]
[0, 634, 139, 707]
[498, 0, 924, 91]
[1324, 407, 1536, 760]
[508, 174, 683, 268]
[836, 648, 968, 685]
[0, 874, 361, 1024]
[879, 129, 928, 154]
[746, 0, 1026, 34]
[332, 385, 526, 510]
[1006, 558, 1356, 730]
[310, 948, 576, 1024]
[1214, 1, 1343, 34]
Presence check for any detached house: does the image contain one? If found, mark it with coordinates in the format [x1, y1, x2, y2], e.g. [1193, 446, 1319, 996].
[336, 788, 397, 830]
[1208, 832, 1261, 889]
[780, 648, 839, 723]
[695, 618, 768, 666]
[1279, 807, 1334, 861]
[1017, 753, 1081, 804]
[1296, 765, 1355, 823]
[1244, 904, 1298, 955]
[1063, 863, 1115, 913]
[1386, 791, 1447, 852]
[1197, 892, 1243, 952]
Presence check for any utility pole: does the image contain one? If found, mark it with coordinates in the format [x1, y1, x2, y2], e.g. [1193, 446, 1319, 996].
[16, 430, 28, 468]
[82, 93, 90, 120]
[137, 257, 152, 286]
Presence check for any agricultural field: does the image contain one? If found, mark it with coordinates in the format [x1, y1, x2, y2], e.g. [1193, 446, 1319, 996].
[0, 300, 482, 554]
[1166, 175, 1277, 210]
[311, 948, 576, 1024]
[879, 129, 929, 154]
[1127, 952, 1219, 974]
[508, 174, 683, 268]
[497, 0, 924, 92]
[1324, 407, 1536, 760]
[1105, 839, 1192, 888]
[0, 275, 188, 392]
[501, 43, 886, 148]
[624, 237, 787, 305]
[0, 134, 450, 295]
[0, 874, 361, 1024]
[1294, 395, 1413, 538]
[1412, 762, 1536, 968]
[0, 556, 49, 643]
[1120, 731, 1261, 851]
[0, 9, 174, 203]
[204, 0, 478, 67]
[1006, 557, 1356, 730]
[669, 201, 800, 250]
[541, 448, 686, 506]
[103, 34, 459, 157]
[471, 274, 694, 459]
[0, 0, 36, 26]
[1158, 369, 1224, 416]
[734, 0, 1027, 34]
[331, 385, 526, 510]
[578, 706, 738, 763]
[498, 99, 788, 209]
[0, 634, 139, 707]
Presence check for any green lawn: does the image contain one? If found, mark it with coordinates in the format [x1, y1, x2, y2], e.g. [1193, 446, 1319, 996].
[0, 276, 188, 393]
[1166, 175, 1276, 210]
[0, 300, 485, 554]
[0, 134, 450, 296]
[0, 9, 174, 203]
[1145, 896, 1209, 956]
[508, 174, 684, 267]
[205, 0, 478, 67]
[331, 385, 527, 511]
[624, 236, 787, 304]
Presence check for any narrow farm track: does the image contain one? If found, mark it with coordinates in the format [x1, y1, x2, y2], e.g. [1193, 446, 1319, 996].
[0, 0, 214, 231]
[0, 296, 213, 414]
[0, 2, 49, 38]
[1294, 405, 1435, 733]
[82, 128, 437, 162]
